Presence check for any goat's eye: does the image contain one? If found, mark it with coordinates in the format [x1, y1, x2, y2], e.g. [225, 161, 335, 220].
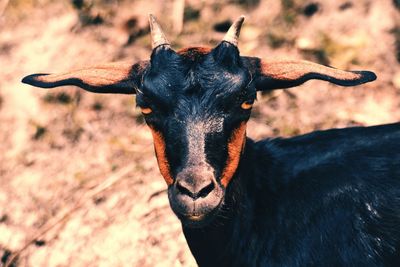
[141, 107, 153, 114]
[240, 101, 253, 110]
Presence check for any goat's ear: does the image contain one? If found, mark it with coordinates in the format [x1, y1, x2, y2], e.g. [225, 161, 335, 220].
[22, 61, 149, 94]
[243, 57, 376, 91]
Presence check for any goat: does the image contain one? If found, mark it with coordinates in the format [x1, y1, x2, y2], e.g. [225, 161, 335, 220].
[22, 15, 400, 266]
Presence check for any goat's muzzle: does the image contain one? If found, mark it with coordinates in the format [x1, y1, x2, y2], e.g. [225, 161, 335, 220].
[168, 165, 224, 228]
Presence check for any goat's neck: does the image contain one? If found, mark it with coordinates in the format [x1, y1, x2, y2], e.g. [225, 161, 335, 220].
[182, 138, 272, 267]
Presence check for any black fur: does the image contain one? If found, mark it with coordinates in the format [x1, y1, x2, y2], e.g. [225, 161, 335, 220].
[184, 123, 400, 267]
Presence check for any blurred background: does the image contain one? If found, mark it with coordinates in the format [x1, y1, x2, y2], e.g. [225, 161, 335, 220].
[0, 0, 399, 266]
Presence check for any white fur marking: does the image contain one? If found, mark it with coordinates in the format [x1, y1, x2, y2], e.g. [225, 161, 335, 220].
[186, 117, 223, 166]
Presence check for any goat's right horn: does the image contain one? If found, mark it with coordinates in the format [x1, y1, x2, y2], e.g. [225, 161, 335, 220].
[222, 15, 245, 47]
[149, 14, 170, 49]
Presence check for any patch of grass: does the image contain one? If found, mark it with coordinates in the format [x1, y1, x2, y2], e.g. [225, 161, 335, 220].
[135, 114, 145, 124]
[319, 32, 362, 66]
[300, 32, 362, 66]
[280, 125, 301, 136]
[34, 239, 46, 247]
[33, 125, 47, 140]
[319, 33, 344, 57]
[231, 0, 260, 8]
[303, 2, 320, 17]
[91, 101, 103, 111]
[0, 42, 13, 54]
[300, 48, 330, 65]
[93, 195, 106, 205]
[266, 0, 307, 48]
[0, 214, 8, 223]
[267, 30, 291, 49]
[111, 164, 118, 172]
[123, 17, 150, 46]
[1, 248, 18, 267]
[63, 126, 84, 143]
[184, 5, 200, 22]
[281, 0, 299, 26]
[339, 1, 353, 11]
[213, 20, 232, 33]
[43, 92, 73, 104]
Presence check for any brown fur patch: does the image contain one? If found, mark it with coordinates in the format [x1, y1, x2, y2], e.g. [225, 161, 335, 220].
[36, 62, 136, 86]
[260, 59, 362, 81]
[177, 47, 212, 61]
[220, 122, 247, 187]
[149, 126, 174, 185]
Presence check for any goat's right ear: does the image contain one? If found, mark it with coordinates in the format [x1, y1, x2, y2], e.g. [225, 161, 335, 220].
[22, 61, 149, 94]
[243, 57, 376, 91]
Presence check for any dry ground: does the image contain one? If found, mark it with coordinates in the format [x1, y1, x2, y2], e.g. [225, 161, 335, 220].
[0, 0, 399, 266]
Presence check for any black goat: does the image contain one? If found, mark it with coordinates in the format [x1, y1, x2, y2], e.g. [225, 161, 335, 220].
[22, 15, 400, 266]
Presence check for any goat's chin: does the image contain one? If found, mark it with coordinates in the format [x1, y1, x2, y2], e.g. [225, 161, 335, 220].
[178, 203, 223, 229]
[168, 195, 225, 228]
[168, 184, 226, 228]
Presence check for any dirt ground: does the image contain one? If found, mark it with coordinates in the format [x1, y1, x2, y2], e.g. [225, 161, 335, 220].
[0, 0, 399, 266]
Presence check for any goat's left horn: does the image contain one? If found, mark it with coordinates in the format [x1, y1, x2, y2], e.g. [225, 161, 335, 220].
[222, 15, 245, 46]
[149, 14, 170, 49]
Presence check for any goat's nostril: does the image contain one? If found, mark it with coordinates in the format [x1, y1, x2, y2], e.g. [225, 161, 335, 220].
[197, 182, 215, 198]
[176, 181, 195, 198]
[176, 180, 215, 199]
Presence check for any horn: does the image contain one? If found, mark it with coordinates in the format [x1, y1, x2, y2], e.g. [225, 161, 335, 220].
[222, 15, 245, 46]
[149, 14, 170, 49]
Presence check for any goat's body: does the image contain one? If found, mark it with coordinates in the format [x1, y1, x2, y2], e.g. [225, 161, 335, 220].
[184, 123, 400, 267]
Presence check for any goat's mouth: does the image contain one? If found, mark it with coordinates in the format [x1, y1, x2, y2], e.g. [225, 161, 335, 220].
[168, 188, 225, 228]
[187, 214, 205, 221]
[178, 201, 224, 228]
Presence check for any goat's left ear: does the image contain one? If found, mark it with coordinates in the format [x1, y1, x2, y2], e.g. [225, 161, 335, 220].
[243, 57, 376, 91]
[22, 61, 149, 94]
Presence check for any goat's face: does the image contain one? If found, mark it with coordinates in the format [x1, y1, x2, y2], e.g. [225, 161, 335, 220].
[137, 44, 255, 227]
[22, 15, 376, 228]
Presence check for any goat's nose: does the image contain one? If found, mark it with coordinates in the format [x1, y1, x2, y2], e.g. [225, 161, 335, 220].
[176, 179, 215, 200]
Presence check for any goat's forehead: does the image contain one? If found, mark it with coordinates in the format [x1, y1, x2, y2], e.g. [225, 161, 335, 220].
[143, 47, 249, 97]
[143, 71, 246, 103]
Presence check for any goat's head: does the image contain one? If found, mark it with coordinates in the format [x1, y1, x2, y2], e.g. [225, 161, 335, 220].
[22, 15, 376, 228]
